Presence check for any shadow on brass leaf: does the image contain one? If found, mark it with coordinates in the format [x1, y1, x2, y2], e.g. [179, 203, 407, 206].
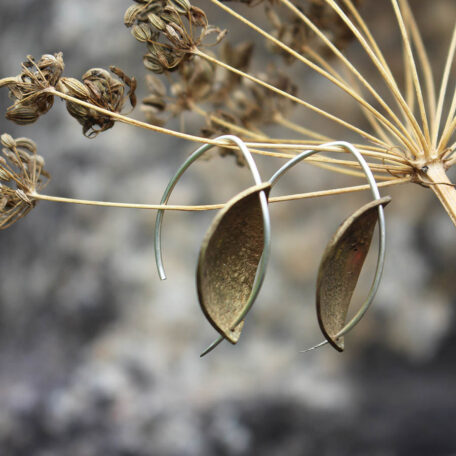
[316, 196, 391, 352]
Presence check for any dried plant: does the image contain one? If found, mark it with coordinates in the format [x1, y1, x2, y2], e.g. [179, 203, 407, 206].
[1, 0, 455, 354]
[0, 53, 64, 125]
[0, 134, 49, 229]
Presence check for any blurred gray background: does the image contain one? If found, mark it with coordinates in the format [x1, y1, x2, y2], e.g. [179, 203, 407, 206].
[0, 1, 456, 455]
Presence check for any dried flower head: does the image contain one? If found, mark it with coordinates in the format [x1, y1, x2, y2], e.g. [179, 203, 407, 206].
[139, 37, 297, 164]
[224, 0, 363, 62]
[125, 0, 226, 74]
[0, 53, 64, 125]
[0, 134, 49, 229]
[58, 66, 137, 137]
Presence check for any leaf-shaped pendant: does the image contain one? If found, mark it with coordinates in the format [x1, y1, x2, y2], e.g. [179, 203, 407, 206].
[197, 182, 271, 344]
[316, 196, 391, 351]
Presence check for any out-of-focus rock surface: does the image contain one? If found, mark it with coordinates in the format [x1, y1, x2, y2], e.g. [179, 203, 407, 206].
[0, 1, 455, 455]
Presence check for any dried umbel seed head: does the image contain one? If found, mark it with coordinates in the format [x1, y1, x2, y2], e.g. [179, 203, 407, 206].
[207, 66, 297, 131]
[141, 55, 217, 126]
[226, 0, 363, 62]
[58, 66, 137, 137]
[0, 134, 49, 229]
[141, 74, 168, 126]
[160, 55, 216, 117]
[236, 68, 298, 127]
[125, 0, 226, 74]
[138, 34, 297, 165]
[0, 53, 65, 125]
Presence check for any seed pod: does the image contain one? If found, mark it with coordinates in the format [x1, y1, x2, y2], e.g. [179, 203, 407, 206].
[142, 95, 167, 111]
[58, 77, 91, 99]
[0, 134, 49, 229]
[131, 23, 154, 42]
[6, 104, 40, 125]
[169, 0, 191, 14]
[124, 4, 143, 27]
[197, 183, 271, 344]
[0, 134, 16, 149]
[148, 13, 166, 31]
[316, 196, 391, 351]
[189, 6, 208, 27]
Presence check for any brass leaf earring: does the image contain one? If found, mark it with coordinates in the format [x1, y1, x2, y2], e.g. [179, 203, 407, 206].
[267, 141, 390, 353]
[154, 135, 271, 356]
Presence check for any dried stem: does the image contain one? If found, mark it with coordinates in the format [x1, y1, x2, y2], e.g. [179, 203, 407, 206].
[391, 0, 431, 151]
[279, 0, 418, 154]
[400, 0, 436, 137]
[194, 49, 388, 147]
[31, 177, 410, 212]
[49, 87, 404, 165]
[211, 0, 416, 153]
[274, 114, 334, 142]
[433, 26, 456, 149]
[425, 161, 456, 227]
[324, 0, 426, 152]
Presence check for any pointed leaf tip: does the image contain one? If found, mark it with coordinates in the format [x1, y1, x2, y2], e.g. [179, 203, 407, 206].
[197, 183, 271, 344]
[316, 196, 391, 352]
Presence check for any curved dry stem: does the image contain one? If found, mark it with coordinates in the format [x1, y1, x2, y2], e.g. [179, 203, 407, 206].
[49, 87, 391, 159]
[249, 141, 409, 164]
[30, 177, 410, 212]
[49, 87, 410, 179]
[194, 49, 388, 147]
[439, 114, 456, 154]
[343, 69, 392, 144]
[273, 114, 335, 142]
[190, 102, 268, 141]
[323, 0, 426, 152]
[425, 161, 456, 227]
[279, 0, 419, 155]
[303, 45, 345, 81]
[400, 0, 436, 138]
[433, 25, 456, 149]
[391, 0, 431, 152]
[403, 35, 416, 116]
[211, 0, 416, 153]
[341, 0, 396, 82]
[49, 87, 229, 145]
[191, 104, 409, 174]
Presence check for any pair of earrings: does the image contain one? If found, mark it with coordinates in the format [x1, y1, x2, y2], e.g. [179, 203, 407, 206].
[154, 135, 390, 356]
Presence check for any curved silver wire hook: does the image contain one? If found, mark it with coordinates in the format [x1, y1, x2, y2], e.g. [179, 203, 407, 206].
[267, 141, 386, 352]
[152, 135, 271, 357]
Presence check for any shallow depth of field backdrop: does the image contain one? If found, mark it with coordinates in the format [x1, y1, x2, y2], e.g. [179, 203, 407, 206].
[0, 1, 456, 455]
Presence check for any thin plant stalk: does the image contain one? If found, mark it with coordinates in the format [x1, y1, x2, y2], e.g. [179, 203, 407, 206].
[29, 177, 411, 213]
[210, 0, 417, 154]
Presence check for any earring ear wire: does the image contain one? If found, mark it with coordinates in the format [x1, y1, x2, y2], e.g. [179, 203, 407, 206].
[154, 134, 268, 281]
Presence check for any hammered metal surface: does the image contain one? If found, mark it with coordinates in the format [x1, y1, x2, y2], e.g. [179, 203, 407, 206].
[197, 183, 271, 344]
[316, 196, 391, 351]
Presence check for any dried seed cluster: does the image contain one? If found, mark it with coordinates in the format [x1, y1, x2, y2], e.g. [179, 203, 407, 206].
[59, 67, 137, 137]
[141, 54, 216, 126]
[125, 0, 226, 74]
[0, 134, 49, 229]
[0, 54, 136, 138]
[142, 41, 297, 164]
[0, 53, 64, 125]
[223, 0, 363, 62]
